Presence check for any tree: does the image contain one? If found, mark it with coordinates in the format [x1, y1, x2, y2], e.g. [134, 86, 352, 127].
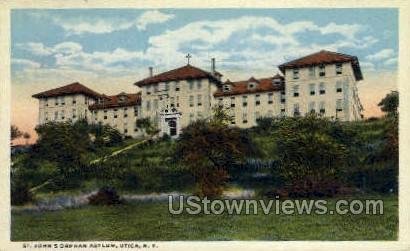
[135, 118, 159, 136]
[175, 109, 254, 197]
[274, 114, 349, 197]
[11, 125, 22, 141]
[23, 132, 31, 145]
[378, 91, 398, 116]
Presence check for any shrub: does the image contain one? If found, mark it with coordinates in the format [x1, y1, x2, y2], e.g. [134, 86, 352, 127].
[88, 187, 123, 205]
[11, 180, 33, 205]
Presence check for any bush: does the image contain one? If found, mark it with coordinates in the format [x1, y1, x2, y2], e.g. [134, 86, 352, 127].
[88, 187, 123, 206]
[11, 180, 33, 205]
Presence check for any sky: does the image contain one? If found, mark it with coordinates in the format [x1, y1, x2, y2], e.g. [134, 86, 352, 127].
[11, 8, 398, 144]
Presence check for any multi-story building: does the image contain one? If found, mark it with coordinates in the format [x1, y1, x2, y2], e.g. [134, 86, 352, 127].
[33, 50, 364, 138]
[278, 50, 363, 121]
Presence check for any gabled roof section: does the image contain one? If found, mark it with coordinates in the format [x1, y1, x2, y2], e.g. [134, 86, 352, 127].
[214, 76, 284, 97]
[134, 64, 222, 87]
[89, 93, 141, 110]
[278, 50, 363, 81]
[32, 82, 101, 99]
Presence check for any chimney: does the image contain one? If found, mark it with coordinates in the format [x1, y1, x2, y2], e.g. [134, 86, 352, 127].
[149, 66, 153, 77]
[211, 58, 216, 75]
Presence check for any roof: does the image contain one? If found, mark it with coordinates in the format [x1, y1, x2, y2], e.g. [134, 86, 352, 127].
[134, 64, 222, 86]
[278, 50, 363, 81]
[214, 75, 284, 97]
[89, 93, 141, 110]
[32, 82, 101, 99]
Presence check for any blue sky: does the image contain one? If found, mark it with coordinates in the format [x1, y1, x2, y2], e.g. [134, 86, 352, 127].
[11, 8, 398, 81]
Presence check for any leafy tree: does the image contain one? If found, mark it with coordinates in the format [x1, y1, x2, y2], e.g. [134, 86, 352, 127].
[175, 108, 255, 197]
[135, 118, 159, 136]
[23, 132, 31, 145]
[378, 91, 398, 116]
[274, 114, 350, 197]
[11, 125, 22, 141]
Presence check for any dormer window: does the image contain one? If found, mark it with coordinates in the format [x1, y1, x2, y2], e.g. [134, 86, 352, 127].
[223, 84, 231, 92]
[273, 78, 281, 85]
[248, 83, 256, 89]
[319, 65, 326, 77]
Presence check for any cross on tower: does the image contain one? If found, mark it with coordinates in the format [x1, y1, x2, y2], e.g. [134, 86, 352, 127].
[185, 53, 192, 65]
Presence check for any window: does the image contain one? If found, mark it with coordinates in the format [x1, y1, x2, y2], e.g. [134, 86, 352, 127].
[224, 85, 230, 92]
[230, 97, 235, 107]
[188, 80, 194, 90]
[54, 111, 58, 120]
[55, 97, 59, 106]
[309, 66, 315, 77]
[308, 101, 316, 113]
[61, 97, 65, 105]
[319, 82, 326, 95]
[45, 98, 49, 107]
[309, 83, 316, 96]
[280, 108, 286, 116]
[114, 110, 118, 118]
[255, 111, 261, 120]
[197, 80, 202, 90]
[218, 98, 223, 108]
[146, 100, 151, 111]
[319, 64, 326, 77]
[84, 97, 88, 105]
[319, 101, 326, 114]
[175, 82, 180, 91]
[197, 94, 202, 106]
[189, 113, 194, 123]
[146, 86, 151, 95]
[268, 93, 273, 104]
[176, 96, 180, 107]
[153, 84, 159, 92]
[189, 95, 194, 107]
[165, 82, 170, 91]
[72, 96, 76, 104]
[255, 94, 261, 106]
[45, 112, 48, 121]
[336, 81, 343, 93]
[336, 63, 343, 75]
[72, 109, 77, 118]
[293, 85, 299, 97]
[292, 68, 299, 79]
[61, 110, 65, 120]
[242, 96, 248, 107]
[170, 97, 175, 107]
[242, 112, 248, 124]
[231, 114, 236, 125]
[134, 106, 138, 117]
[124, 112, 128, 118]
[336, 99, 343, 112]
[124, 128, 128, 134]
[248, 83, 255, 89]
[293, 103, 300, 116]
[197, 112, 203, 119]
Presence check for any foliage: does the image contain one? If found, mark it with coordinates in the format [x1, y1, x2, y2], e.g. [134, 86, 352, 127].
[176, 109, 256, 197]
[135, 118, 159, 136]
[378, 91, 398, 116]
[11, 177, 33, 205]
[88, 187, 123, 206]
[273, 114, 352, 197]
[11, 125, 23, 141]
[255, 116, 276, 134]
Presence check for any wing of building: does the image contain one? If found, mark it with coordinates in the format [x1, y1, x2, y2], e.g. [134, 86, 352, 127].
[33, 50, 364, 138]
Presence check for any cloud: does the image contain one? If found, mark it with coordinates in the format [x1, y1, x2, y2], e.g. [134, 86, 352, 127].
[384, 57, 398, 66]
[366, 48, 395, 61]
[360, 61, 376, 72]
[136, 10, 175, 30]
[17, 42, 53, 56]
[11, 58, 41, 68]
[52, 10, 174, 35]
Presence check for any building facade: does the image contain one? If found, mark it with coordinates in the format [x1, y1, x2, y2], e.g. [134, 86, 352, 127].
[33, 50, 364, 138]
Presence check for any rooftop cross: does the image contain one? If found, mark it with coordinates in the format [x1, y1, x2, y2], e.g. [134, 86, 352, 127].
[186, 53, 192, 65]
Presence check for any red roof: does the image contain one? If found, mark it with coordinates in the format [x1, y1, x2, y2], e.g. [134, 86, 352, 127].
[134, 64, 222, 86]
[89, 93, 141, 110]
[278, 50, 363, 80]
[32, 82, 101, 99]
[214, 75, 284, 97]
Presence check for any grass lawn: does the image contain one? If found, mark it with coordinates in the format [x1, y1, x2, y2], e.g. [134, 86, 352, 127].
[11, 194, 397, 241]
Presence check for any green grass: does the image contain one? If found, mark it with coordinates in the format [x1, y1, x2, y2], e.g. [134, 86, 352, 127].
[11, 195, 397, 241]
